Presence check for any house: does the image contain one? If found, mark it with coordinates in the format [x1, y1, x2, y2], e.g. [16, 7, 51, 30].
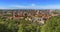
[25, 17, 45, 24]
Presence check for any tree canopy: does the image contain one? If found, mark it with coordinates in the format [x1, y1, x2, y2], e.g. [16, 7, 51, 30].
[41, 16, 60, 32]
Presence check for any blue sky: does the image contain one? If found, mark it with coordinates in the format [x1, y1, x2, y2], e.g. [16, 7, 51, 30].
[0, 0, 60, 9]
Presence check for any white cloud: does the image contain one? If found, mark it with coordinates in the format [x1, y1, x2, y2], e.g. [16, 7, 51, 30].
[41, 5, 60, 9]
[0, 6, 8, 9]
[31, 4, 36, 6]
[0, 5, 60, 9]
[10, 5, 60, 9]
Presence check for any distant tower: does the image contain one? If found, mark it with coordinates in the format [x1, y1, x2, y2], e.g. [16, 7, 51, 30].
[49, 10, 53, 14]
[36, 10, 39, 14]
[12, 11, 16, 18]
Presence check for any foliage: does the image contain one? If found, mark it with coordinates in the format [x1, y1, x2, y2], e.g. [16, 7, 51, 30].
[1, 15, 60, 32]
[18, 19, 41, 32]
[0, 17, 18, 32]
[0, 16, 41, 32]
[41, 16, 60, 32]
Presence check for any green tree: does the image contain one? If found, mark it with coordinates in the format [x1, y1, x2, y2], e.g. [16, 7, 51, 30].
[41, 16, 60, 32]
[18, 19, 41, 32]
